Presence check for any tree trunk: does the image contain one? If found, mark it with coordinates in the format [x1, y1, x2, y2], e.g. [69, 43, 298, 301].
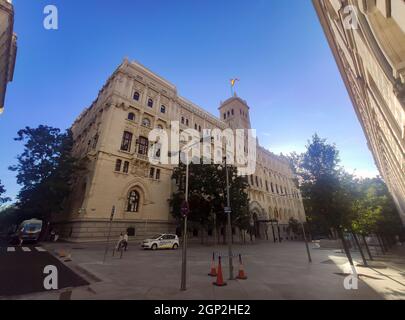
[277, 225, 281, 243]
[382, 234, 391, 252]
[271, 223, 276, 243]
[352, 232, 368, 267]
[362, 234, 373, 261]
[376, 234, 386, 254]
[338, 228, 354, 266]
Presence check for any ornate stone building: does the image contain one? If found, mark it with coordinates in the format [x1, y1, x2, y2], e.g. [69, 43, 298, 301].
[56, 59, 306, 242]
[313, 0, 405, 224]
[0, 0, 17, 114]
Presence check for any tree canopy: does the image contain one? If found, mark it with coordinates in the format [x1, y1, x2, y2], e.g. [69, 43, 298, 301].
[170, 162, 250, 238]
[8, 125, 81, 222]
[289, 134, 402, 238]
[0, 180, 10, 205]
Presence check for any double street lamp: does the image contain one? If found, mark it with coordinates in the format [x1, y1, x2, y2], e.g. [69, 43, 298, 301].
[223, 156, 234, 280]
[178, 136, 212, 291]
[279, 193, 312, 263]
[178, 140, 236, 290]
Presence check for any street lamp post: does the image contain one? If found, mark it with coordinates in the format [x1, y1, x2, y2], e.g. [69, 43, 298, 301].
[178, 136, 211, 291]
[180, 163, 189, 291]
[301, 221, 312, 263]
[103, 205, 115, 264]
[279, 193, 312, 263]
[224, 157, 234, 280]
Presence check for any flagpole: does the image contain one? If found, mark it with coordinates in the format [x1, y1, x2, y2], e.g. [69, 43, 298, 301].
[230, 81, 233, 97]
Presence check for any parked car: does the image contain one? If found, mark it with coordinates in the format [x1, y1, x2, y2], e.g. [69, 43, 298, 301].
[141, 234, 179, 250]
[9, 218, 43, 244]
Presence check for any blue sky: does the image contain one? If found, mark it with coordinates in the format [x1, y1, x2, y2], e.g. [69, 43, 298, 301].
[0, 0, 378, 200]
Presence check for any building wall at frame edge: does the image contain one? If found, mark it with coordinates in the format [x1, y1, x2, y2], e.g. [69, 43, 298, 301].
[313, 0, 405, 225]
[0, 0, 17, 115]
[52, 59, 307, 243]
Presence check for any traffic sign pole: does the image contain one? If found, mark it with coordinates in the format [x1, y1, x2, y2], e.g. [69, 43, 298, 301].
[103, 205, 115, 264]
[180, 163, 189, 291]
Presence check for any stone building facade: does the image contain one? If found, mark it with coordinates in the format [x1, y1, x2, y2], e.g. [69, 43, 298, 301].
[55, 59, 306, 242]
[0, 0, 17, 114]
[313, 0, 405, 224]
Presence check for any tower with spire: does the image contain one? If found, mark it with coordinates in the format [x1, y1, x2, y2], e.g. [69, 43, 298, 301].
[218, 94, 252, 130]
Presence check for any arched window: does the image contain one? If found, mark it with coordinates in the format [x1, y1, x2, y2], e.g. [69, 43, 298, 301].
[142, 118, 151, 127]
[127, 190, 140, 212]
[231, 109, 234, 116]
[157, 124, 163, 130]
[147, 98, 154, 108]
[133, 92, 140, 101]
[160, 105, 166, 113]
[181, 117, 185, 124]
[128, 112, 135, 121]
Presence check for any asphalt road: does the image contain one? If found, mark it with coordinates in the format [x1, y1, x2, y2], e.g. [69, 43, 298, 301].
[0, 240, 89, 297]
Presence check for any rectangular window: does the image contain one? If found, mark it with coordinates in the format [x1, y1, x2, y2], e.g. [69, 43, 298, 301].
[255, 176, 259, 187]
[92, 134, 99, 149]
[115, 159, 122, 172]
[156, 169, 161, 180]
[149, 167, 155, 179]
[121, 131, 133, 152]
[265, 181, 269, 192]
[123, 161, 129, 173]
[138, 136, 149, 155]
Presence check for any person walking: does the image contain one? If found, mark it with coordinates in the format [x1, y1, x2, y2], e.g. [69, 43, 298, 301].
[116, 233, 124, 251]
[123, 232, 129, 251]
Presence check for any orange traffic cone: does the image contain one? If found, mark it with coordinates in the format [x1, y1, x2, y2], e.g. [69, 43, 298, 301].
[208, 252, 217, 277]
[213, 256, 227, 286]
[236, 254, 248, 280]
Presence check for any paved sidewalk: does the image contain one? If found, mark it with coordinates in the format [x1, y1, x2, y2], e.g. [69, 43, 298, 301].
[12, 241, 405, 300]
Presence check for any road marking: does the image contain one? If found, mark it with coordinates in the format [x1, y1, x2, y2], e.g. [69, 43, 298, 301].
[7, 247, 16, 252]
[35, 247, 47, 252]
[21, 247, 31, 252]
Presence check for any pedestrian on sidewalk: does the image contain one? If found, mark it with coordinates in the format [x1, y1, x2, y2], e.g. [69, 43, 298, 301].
[116, 233, 124, 251]
[123, 232, 129, 251]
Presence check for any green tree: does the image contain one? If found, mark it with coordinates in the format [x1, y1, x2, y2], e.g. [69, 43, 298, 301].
[0, 180, 11, 205]
[9, 125, 81, 223]
[289, 134, 359, 264]
[290, 134, 342, 236]
[170, 162, 250, 243]
[352, 178, 403, 237]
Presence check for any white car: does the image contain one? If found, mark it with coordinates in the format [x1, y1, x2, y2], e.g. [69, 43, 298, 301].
[141, 234, 179, 250]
